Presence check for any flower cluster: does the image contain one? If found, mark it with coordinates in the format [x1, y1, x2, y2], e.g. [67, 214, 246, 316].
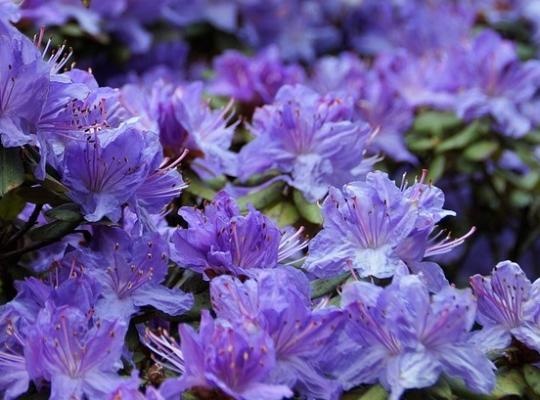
[1, 1, 540, 400]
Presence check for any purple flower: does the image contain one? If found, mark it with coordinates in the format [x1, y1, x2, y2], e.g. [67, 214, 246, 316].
[0, 28, 49, 148]
[121, 81, 237, 179]
[455, 30, 540, 137]
[310, 53, 415, 163]
[238, 84, 375, 202]
[336, 275, 495, 400]
[469, 260, 540, 353]
[61, 125, 153, 221]
[375, 49, 461, 112]
[61, 122, 184, 222]
[346, 1, 475, 56]
[151, 310, 293, 400]
[26, 303, 127, 400]
[211, 269, 344, 399]
[0, 0, 20, 24]
[170, 191, 307, 279]
[37, 73, 122, 156]
[239, 0, 340, 61]
[210, 46, 305, 104]
[304, 171, 474, 290]
[21, 0, 101, 35]
[105, 370, 179, 400]
[0, 308, 32, 400]
[7, 250, 101, 323]
[85, 227, 193, 320]
[162, 0, 238, 32]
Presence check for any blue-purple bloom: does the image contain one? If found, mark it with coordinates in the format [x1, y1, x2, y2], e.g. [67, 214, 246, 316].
[161, 0, 238, 32]
[345, 0, 476, 56]
[210, 46, 305, 104]
[335, 275, 495, 400]
[60, 121, 185, 222]
[470, 260, 540, 353]
[61, 124, 156, 221]
[305, 171, 474, 290]
[238, 0, 340, 61]
[211, 269, 344, 399]
[0, 28, 49, 148]
[151, 310, 293, 400]
[311, 52, 416, 163]
[454, 30, 540, 137]
[121, 81, 237, 179]
[85, 227, 193, 320]
[171, 191, 307, 279]
[0, 308, 33, 400]
[26, 303, 127, 400]
[238, 84, 376, 202]
[20, 0, 101, 35]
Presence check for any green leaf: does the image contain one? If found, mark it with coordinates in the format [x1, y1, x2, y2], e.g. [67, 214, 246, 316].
[310, 273, 349, 299]
[436, 121, 483, 153]
[425, 378, 455, 399]
[523, 365, 540, 395]
[413, 111, 462, 135]
[463, 141, 499, 161]
[179, 291, 211, 322]
[29, 218, 81, 242]
[61, 22, 85, 37]
[0, 190, 26, 222]
[510, 190, 532, 208]
[408, 137, 439, 152]
[428, 155, 446, 183]
[17, 185, 69, 205]
[492, 369, 527, 398]
[42, 175, 69, 195]
[185, 173, 217, 201]
[343, 385, 388, 400]
[237, 182, 285, 211]
[45, 203, 82, 222]
[358, 385, 388, 400]
[263, 201, 299, 227]
[0, 146, 24, 196]
[293, 190, 323, 224]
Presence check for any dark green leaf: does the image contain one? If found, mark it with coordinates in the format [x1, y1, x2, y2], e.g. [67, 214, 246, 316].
[428, 155, 446, 183]
[0, 146, 24, 196]
[263, 201, 299, 227]
[510, 190, 532, 208]
[413, 111, 462, 135]
[310, 273, 349, 299]
[237, 182, 284, 211]
[293, 190, 323, 224]
[523, 365, 540, 395]
[16, 186, 69, 205]
[42, 175, 69, 195]
[29, 219, 81, 242]
[179, 291, 211, 322]
[185, 173, 217, 201]
[492, 369, 527, 398]
[45, 203, 82, 222]
[436, 121, 483, 153]
[424, 378, 455, 400]
[358, 385, 387, 400]
[0, 190, 26, 221]
[408, 137, 439, 152]
[463, 141, 499, 161]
